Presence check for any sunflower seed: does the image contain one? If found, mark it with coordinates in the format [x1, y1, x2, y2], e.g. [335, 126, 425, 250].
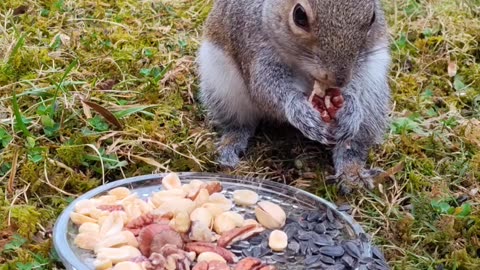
[307, 212, 321, 222]
[300, 242, 309, 255]
[271, 254, 288, 263]
[319, 255, 336, 265]
[242, 248, 252, 257]
[372, 246, 386, 261]
[374, 259, 390, 269]
[297, 231, 313, 241]
[287, 240, 300, 253]
[285, 217, 296, 224]
[251, 246, 262, 257]
[314, 234, 334, 246]
[305, 255, 320, 265]
[327, 229, 340, 238]
[344, 241, 361, 258]
[337, 204, 352, 212]
[359, 256, 375, 264]
[249, 235, 263, 245]
[326, 208, 334, 222]
[299, 220, 310, 229]
[341, 254, 356, 268]
[325, 264, 346, 270]
[334, 220, 345, 230]
[319, 246, 345, 257]
[307, 261, 327, 269]
[314, 223, 327, 234]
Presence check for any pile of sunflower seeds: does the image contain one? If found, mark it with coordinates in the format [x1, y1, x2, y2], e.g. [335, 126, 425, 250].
[230, 208, 390, 270]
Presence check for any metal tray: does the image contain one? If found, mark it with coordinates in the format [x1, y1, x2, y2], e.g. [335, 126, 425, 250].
[53, 173, 372, 270]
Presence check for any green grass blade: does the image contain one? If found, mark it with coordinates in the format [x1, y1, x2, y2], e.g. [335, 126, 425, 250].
[11, 90, 31, 137]
[50, 59, 78, 116]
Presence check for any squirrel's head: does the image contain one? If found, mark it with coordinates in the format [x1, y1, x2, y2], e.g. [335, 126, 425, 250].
[263, 0, 386, 88]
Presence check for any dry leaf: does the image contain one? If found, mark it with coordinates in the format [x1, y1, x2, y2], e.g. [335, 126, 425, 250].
[464, 119, 480, 147]
[447, 60, 457, 77]
[81, 100, 123, 130]
[97, 79, 118, 91]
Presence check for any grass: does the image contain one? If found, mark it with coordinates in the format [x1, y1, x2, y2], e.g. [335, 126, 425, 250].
[0, 0, 479, 269]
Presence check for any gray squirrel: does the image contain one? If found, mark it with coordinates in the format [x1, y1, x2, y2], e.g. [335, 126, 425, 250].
[197, 0, 391, 193]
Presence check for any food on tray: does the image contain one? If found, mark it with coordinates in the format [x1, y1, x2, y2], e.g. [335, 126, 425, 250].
[254, 201, 286, 230]
[69, 173, 283, 270]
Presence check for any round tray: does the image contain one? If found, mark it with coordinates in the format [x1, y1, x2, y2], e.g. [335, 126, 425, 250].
[53, 173, 372, 270]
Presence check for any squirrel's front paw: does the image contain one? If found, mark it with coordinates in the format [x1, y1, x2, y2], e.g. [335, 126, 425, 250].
[326, 167, 384, 195]
[286, 95, 335, 145]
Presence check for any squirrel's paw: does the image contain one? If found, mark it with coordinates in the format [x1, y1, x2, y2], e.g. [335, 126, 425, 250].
[215, 129, 252, 169]
[326, 167, 384, 195]
[216, 147, 241, 169]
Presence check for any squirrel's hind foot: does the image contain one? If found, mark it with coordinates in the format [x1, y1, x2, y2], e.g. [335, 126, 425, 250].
[326, 167, 384, 195]
[215, 128, 255, 169]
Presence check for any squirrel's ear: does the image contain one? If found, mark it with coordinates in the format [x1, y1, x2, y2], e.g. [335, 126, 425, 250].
[288, 0, 314, 35]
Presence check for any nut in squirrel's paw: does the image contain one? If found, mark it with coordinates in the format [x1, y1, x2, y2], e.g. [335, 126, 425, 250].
[310, 81, 344, 123]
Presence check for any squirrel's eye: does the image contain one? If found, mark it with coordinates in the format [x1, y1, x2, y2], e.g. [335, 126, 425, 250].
[293, 4, 309, 30]
[369, 11, 376, 26]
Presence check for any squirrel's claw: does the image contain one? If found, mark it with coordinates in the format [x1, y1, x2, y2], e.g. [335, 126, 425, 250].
[326, 167, 384, 195]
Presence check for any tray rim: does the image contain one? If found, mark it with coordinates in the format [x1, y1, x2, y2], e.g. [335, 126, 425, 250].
[53, 172, 371, 270]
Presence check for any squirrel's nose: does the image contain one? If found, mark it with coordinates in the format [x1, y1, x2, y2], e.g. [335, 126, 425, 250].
[314, 70, 349, 88]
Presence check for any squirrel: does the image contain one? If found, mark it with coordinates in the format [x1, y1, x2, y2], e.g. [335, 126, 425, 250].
[197, 0, 392, 193]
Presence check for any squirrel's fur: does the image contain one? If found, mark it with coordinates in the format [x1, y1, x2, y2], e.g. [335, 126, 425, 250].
[197, 0, 392, 192]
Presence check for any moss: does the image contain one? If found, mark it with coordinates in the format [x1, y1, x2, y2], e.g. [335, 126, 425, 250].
[55, 145, 86, 168]
[8, 205, 41, 239]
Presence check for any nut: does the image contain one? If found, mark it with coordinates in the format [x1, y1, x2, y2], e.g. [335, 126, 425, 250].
[94, 230, 138, 251]
[96, 246, 142, 264]
[233, 189, 259, 206]
[185, 242, 238, 263]
[213, 212, 237, 235]
[189, 221, 217, 242]
[202, 203, 229, 217]
[234, 257, 262, 270]
[123, 198, 153, 221]
[151, 189, 187, 207]
[197, 251, 227, 263]
[99, 211, 125, 237]
[73, 232, 101, 250]
[183, 180, 205, 199]
[254, 201, 286, 229]
[208, 193, 233, 210]
[93, 258, 112, 270]
[192, 261, 209, 270]
[190, 207, 213, 228]
[194, 188, 210, 207]
[170, 211, 191, 233]
[97, 205, 124, 212]
[78, 222, 100, 234]
[107, 187, 131, 200]
[162, 172, 182, 190]
[156, 198, 196, 215]
[207, 261, 231, 270]
[268, 230, 288, 252]
[243, 219, 259, 227]
[217, 224, 265, 248]
[150, 230, 185, 255]
[70, 212, 97, 225]
[137, 223, 176, 256]
[203, 181, 223, 194]
[222, 212, 244, 227]
[95, 195, 118, 205]
[112, 261, 143, 270]
[74, 199, 96, 215]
